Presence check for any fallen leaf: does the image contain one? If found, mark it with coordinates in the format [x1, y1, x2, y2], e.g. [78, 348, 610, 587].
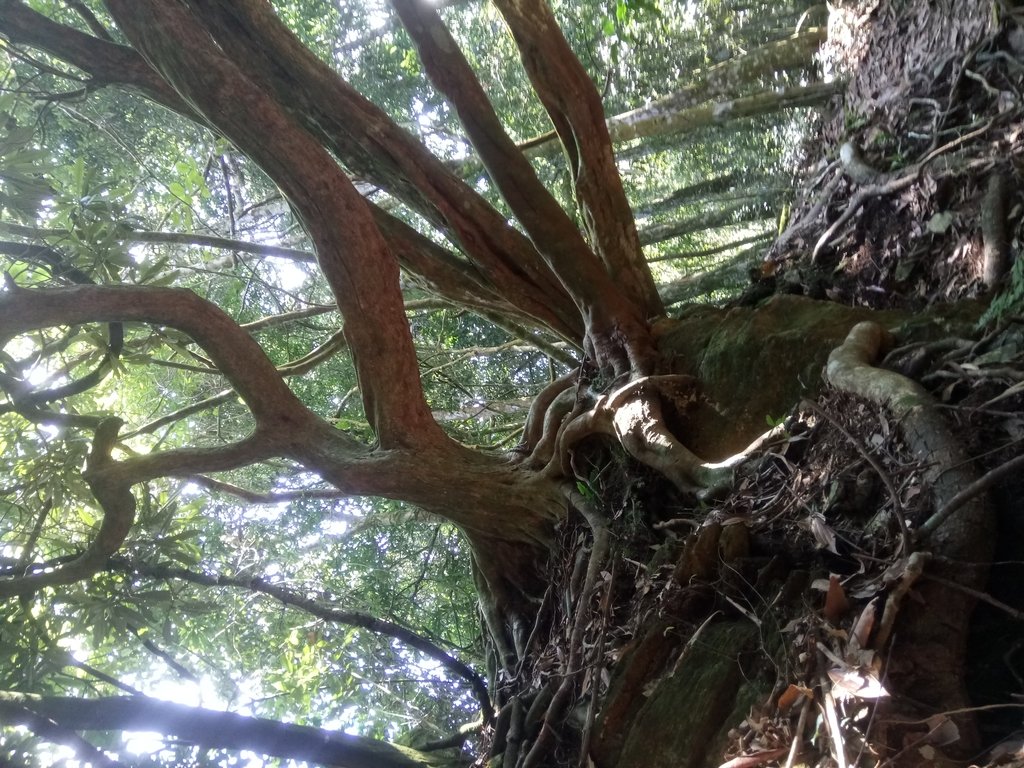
[777, 683, 811, 712]
[851, 597, 879, 648]
[824, 574, 851, 622]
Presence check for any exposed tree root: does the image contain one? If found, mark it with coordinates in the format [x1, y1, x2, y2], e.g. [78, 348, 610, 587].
[824, 320, 996, 754]
[825, 321, 993, 559]
[482, 318, 1009, 767]
[981, 167, 1012, 289]
[519, 488, 610, 768]
[525, 373, 743, 495]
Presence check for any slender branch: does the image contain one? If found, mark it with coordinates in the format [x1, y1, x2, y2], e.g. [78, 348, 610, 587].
[1, 211, 313, 263]
[64, 0, 114, 41]
[241, 304, 336, 332]
[920, 453, 1024, 539]
[0, 425, 275, 597]
[131, 229, 314, 262]
[0, 417, 134, 597]
[646, 231, 773, 263]
[185, 475, 355, 507]
[616, 29, 826, 120]
[638, 201, 772, 246]
[125, 327, 347, 438]
[129, 628, 199, 682]
[126, 387, 235, 437]
[63, 652, 145, 696]
[0, 218, 531, 336]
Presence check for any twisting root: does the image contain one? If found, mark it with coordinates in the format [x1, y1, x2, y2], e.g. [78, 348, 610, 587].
[824, 321, 995, 750]
[824, 322, 992, 559]
[518, 371, 577, 457]
[534, 374, 740, 494]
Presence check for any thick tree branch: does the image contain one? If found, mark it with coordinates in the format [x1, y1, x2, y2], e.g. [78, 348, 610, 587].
[0, 241, 124, 416]
[391, 0, 653, 374]
[390, 3, 602, 298]
[0, 284, 311, 427]
[0, 282, 337, 595]
[0, 2, 580, 340]
[609, 80, 845, 145]
[492, 0, 662, 320]
[0, 219, 536, 330]
[371, 209, 544, 329]
[0, 0, 185, 110]
[638, 200, 773, 246]
[175, 0, 582, 338]
[0, 692, 464, 768]
[0, 695, 120, 767]
[612, 29, 825, 120]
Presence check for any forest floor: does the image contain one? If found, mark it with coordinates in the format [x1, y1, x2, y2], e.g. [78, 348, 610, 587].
[726, 0, 1024, 762]
[478, 4, 1024, 767]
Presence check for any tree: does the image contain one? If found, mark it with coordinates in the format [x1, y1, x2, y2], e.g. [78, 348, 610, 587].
[0, 1, 1010, 766]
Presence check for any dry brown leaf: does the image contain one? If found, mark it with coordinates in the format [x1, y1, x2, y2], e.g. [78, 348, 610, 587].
[825, 573, 851, 622]
[925, 714, 960, 747]
[807, 512, 839, 554]
[776, 683, 811, 713]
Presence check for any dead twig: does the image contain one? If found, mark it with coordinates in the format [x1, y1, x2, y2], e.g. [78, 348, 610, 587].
[783, 695, 813, 768]
[922, 572, 1024, 621]
[812, 119, 996, 262]
[874, 551, 927, 652]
